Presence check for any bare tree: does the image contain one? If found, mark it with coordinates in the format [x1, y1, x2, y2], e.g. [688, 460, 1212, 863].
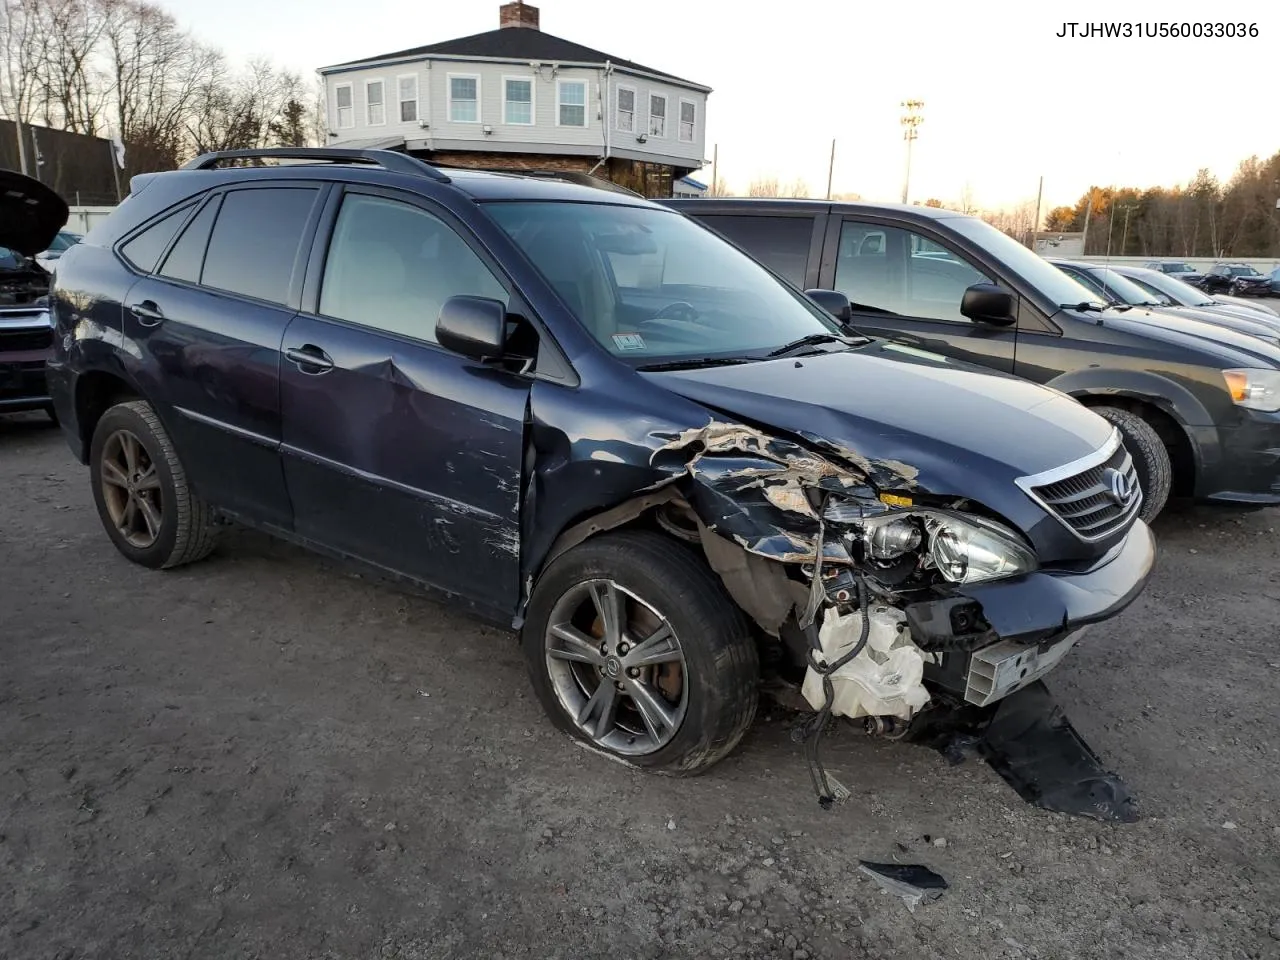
[0, 0, 47, 172]
[33, 0, 107, 134]
[709, 175, 731, 197]
[783, 177, 809, 198]
[957, 182, 979, 216]
[747, 176, 780, 197]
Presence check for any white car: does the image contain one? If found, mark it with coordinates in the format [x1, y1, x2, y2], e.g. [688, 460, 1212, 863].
[34, 229, 83, 273]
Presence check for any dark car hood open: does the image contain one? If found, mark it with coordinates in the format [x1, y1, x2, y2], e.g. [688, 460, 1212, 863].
[643, 342, 1114, 536]
[0, 169, 69, 256]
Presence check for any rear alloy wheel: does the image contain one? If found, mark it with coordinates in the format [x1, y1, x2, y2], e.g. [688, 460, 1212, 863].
[1093, 405, 1172, 522]
[89, 400, 219, 569]
[522, 531, 759, 774]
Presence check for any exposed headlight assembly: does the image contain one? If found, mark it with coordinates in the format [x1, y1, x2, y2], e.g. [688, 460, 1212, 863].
[824, 500, 1038, 585]
[1223, 368, 1280, 412]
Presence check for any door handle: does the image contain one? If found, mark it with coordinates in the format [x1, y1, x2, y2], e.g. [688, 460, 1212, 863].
[129, 300, 165, 327]
[285, 344, 335, 373]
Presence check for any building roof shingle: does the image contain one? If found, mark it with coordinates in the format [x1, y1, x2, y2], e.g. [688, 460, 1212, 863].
[321, 27, 707, 90]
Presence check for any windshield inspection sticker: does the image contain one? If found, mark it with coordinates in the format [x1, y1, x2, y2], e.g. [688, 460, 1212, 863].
[612, 332, 647, 352]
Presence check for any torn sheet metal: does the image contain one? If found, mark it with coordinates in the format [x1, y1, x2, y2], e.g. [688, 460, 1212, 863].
[906, 680, 1138, 823]
[801, 605, 931, 720]
[858, 861, 948, 912]
[650, 420, 889, 566]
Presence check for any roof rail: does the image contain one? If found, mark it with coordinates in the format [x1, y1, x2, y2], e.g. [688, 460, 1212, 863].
[434, 164, 642, 198]
[180, 148, 451, 183]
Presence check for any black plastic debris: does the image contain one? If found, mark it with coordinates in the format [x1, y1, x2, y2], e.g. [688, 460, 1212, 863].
[906, 680, 1138, 823]
[858, 861, 948, 911]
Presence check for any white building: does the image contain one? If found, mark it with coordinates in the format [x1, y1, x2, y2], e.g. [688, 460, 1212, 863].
[317, 1, 711, 198]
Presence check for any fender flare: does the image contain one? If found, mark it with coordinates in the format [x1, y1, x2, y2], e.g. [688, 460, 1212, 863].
[1045, 366, 1216, 477]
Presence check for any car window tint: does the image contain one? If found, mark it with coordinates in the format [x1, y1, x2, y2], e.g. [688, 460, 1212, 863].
[201, 188, 318, 304]
[692, 215, 812, 287]
[834, 221, 991, 322]
[119, 205, 193, 273]
[318, 194, 506, 342]
[158, 198, 220, 284]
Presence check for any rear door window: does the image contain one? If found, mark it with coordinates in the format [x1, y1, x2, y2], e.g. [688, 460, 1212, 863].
[157, 198, 220, 285]
[200, 187, 319, 305]
[690, 215, 814, 287]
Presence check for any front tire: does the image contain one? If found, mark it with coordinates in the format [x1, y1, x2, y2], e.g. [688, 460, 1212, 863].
[89, 400, 219, 569]
[1093, 405, 1171, 522]
[522, 530, 759, 774]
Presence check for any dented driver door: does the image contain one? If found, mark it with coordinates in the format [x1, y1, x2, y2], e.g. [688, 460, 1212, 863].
[278, 187, 527, 614]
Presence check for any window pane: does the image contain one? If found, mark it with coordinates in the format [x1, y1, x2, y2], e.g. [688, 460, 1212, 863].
[158, 198, 219, 284]
[319, 195, 506, 342]
[560, 105, 585, 126]
[650, 95, 665, 118]
[120, 205, 192, 273]
[696, 215, 812, 287]
[338, 107, 353, 128]
[680, 101, 695, 122]
[367, 81, 383, 105]
[451, 77, 476, 100]
[833, 222, 990, 322]
[506, 80, 531, 103]
[398, 76, 416, 100]
[201, 188, 318, 305]
[451, 101, 477, 122]
[400, 99, 417, 122]
[618, 89, 634, 111]
[336, 86, 352, 108]
[560, 81, 585, 106]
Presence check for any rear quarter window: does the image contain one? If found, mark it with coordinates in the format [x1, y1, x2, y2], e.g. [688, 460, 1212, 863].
[119, 205, 195, 273]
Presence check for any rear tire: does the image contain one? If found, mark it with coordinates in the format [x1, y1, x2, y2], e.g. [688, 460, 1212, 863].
[522, 530, 759, 775]
[1093, 405, 1171, 522]
[89, 400, 219, 569]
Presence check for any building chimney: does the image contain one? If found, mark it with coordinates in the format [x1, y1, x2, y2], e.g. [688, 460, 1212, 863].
[499, 0, 539, 29]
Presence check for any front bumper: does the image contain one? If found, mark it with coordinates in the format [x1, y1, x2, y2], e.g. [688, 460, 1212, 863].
[908, 520, 1155, 701]
[1192, 409, 1280, 505]
[0, 350, 52, 411]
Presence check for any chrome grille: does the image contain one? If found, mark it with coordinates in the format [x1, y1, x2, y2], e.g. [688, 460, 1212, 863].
[1016, 430, 1143, 541]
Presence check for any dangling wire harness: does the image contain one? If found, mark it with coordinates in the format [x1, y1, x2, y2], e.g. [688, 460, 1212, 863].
[794, 572, 871, 809]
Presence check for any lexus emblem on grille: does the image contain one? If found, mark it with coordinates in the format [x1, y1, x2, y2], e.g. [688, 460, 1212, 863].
[1102, 467, 1133, 506]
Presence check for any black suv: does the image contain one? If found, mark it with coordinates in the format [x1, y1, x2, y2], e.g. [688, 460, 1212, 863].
[48, 149, 1153, 799]
[1201, 262, 1272, 297]
[665, 199, 1280, 516]
[1, 169, 67, 419]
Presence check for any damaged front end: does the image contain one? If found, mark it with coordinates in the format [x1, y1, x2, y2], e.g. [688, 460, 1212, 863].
[640, 418, 1153, 821]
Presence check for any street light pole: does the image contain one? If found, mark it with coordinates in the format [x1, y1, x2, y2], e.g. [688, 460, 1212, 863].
[900, 99, 924, 204]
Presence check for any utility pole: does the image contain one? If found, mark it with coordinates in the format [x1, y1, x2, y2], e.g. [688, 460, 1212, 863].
[900, 99, 924, 204]
[1081, 192, 1094, 254]
[1120, 205, 1133, 256]
[1029, 175, 1044, 250]
[710, 142, 718, 196]
[826, 139, 835, 200]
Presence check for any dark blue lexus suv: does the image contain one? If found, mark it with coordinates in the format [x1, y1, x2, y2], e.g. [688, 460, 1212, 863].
[45, 149, 1154, 807]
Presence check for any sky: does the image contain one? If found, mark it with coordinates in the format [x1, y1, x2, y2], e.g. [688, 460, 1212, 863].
[157, 0, 1278, 212]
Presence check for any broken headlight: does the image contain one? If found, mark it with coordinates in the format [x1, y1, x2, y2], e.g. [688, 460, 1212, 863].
[823, 500, 1038, 585]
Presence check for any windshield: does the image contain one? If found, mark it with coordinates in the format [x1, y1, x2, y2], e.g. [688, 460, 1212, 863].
[945, 215, 1104, 307]
[1085, 267, 1165, 305]
[1127, 270, 1212, 306]
[483, 201, 841, 361]
[1229, 265, 1260, 277]
[48, 232, 81, 252]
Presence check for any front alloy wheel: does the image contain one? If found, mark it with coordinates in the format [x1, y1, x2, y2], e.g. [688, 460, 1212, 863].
[545, 579, 688, 755]
[522, 530, 759, 774]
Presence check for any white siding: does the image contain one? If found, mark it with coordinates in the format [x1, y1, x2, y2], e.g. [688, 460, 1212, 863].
[606, 72, 705, 165]
[323, 58, 707, 165]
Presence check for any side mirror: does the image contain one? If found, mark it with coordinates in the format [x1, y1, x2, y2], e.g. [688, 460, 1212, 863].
[437, 296, 507, 361]
[960, 282, 1016, 326]
[804, 288, 853, 323]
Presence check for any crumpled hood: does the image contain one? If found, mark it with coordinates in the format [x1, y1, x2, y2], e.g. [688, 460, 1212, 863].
[643, 342, 1114, 538]
[0, 169, 69, 256]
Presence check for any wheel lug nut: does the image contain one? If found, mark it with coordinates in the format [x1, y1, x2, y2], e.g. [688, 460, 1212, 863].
[618, 643, 630, 654]
[627, 667, 640, 678]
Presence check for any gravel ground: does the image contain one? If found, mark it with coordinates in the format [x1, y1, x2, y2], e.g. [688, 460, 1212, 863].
[3, 412, 1279, 960]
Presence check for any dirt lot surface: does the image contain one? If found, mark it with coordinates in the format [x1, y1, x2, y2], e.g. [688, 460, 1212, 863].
[3, 412, 1279, 960]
